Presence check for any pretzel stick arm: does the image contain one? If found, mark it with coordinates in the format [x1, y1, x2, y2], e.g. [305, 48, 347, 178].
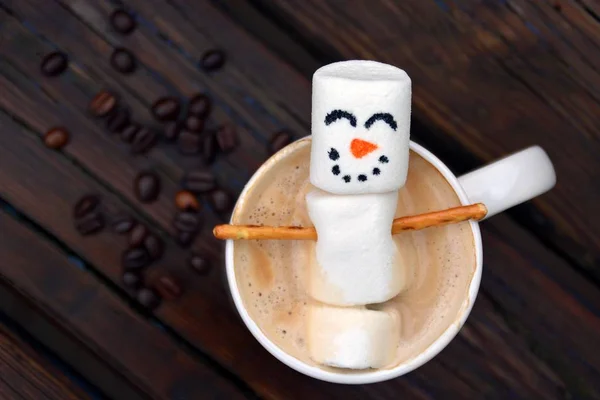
[213, 203, 487, 240]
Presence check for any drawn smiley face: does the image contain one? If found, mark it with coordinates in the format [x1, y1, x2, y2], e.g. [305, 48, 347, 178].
[324, 109, 397, 184]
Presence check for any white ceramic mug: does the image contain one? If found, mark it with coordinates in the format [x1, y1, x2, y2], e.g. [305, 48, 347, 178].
[225, 138, 556, 384]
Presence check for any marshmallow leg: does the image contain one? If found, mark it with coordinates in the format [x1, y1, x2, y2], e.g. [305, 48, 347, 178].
[308, 304, 399, 369]
[306, 189, 404, 305]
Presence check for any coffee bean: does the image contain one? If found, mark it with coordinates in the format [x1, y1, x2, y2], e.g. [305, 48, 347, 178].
[136, 288, 161, 309]
[183, 170, 216, 193]
[188, 94, 211, 118]
[105, 108, 130, 133]
[188, 254, 210, 275]
[130, 127, 157, 153]
[122, 272, 141, 289]
[200, 49, 225, 72]
[73, 194, 100, 218]
[269, 131, 292, 154]
[89, 91, 117, 118]
[134, 171, 160, 203]
[177, 130, 202, 155]
[153, 275, 183, 300]
[184, 115, 204, 133]
[41, 51, 68, 77]
[129, 223, 148, 247]
[173, 211, 202, 232]
[131, 127, 157, 154]
[110, 48, 136, 74]
[144, 234, 164, 260]
[120, 123, 139, 143]
[175, 190, 200, 211]
[75, 212, 105, 236]
[151, 97, 181, 122]
[122, 247, 150, 270]
[112, 215, 135, 234]
[176, 231, 195, 248]
[209, 189, 232, 212]
[201, 132, 218, 164]
[163, 121, 182, 141]
[44, 127, 69, 150]
[216, 124, 237, 153]
[110, 9, 136, 35]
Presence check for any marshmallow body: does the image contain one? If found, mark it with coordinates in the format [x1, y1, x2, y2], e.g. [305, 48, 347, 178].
[308, 304, 399, 369]
[311, 60, 411, 195]
[306, 189, 403, 305]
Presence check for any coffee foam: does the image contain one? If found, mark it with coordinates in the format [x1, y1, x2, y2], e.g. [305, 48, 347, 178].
[232, 140, 476, 371]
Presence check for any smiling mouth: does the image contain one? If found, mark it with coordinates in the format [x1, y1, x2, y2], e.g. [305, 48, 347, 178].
[328, 148, 389, 183]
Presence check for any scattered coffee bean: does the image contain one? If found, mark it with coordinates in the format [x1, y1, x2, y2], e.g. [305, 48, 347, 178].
[209, 189, 232, 212]
[188, 94, 211, 118]
[131, 127, 157, 154]
[151, 97, 181, 122]
[73, 194, 100, 218]
[130, 127, 157, 152]
[188, 254, 210, 275]
[200, 49, 225, 72]
[173, 211, 202, 232]
[105, 108, 130, 133]
[75, 212, 105, 236]
[163, 121, 182, 141]
[201, 132, 218, 164]
[183, 170, 216, 193]
[40, 51, 68, 77]
[269, 131, 292, 154]
[175, 190, 200, 211]
[122, 272, 141, 289]
[129, 223, 148, 247]
[110, 9, 136, 35]
[176, 231, 195, 248]
[144, 234, 164, 260]
[136, 288, 161, 310]
[216, 124, 237, 153]
[120, 123, 139, 143]
[122, 247, 151, 270]
[134, 171, 160, 203]
[43, 127, 69, 150]
[177, 130, 202, 155]
[89, 90, 117, 118]
[110, 48, 136, 74]
[153, 275, 183, 300]
[112, 215, 135, 234]
[185, 115, 204, 133]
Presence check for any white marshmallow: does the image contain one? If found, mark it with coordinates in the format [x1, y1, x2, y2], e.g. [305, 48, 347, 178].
[308, 304, 399, 369]
[306, 189, 404, 305]
[310, 60, 411, 195]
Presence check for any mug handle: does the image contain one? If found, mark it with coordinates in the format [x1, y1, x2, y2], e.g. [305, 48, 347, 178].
[457, 146, 556, 220]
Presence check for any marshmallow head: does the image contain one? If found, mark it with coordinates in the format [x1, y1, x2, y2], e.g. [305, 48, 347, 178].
[310, 60, 411, 195]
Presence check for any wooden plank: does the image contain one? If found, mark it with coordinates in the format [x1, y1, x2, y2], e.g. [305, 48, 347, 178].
[0, 206, 248, 398]
[1, 285, 143, 400]
[247, 0, 600, 279]
[0, 322, 91, 400]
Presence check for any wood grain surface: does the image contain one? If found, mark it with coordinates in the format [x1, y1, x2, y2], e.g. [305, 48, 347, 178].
[0, 322, 92, 400]
[0, 0, 598, 399]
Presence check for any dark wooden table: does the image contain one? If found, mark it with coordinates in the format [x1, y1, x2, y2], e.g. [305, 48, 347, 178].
[0, 0, 599, 399]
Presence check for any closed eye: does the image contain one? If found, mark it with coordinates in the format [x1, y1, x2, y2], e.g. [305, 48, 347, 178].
[325, 109, 357, 127]
[364, 113, 397, 131]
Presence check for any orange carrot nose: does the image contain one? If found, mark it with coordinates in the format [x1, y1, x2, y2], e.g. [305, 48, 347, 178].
[350, 139, 378, 158]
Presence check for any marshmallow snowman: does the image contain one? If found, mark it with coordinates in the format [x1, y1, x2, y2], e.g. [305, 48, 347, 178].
[306, 60, 412, 369]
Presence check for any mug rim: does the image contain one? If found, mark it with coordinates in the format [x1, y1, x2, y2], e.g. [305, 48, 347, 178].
[225, 137, 483, 384]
